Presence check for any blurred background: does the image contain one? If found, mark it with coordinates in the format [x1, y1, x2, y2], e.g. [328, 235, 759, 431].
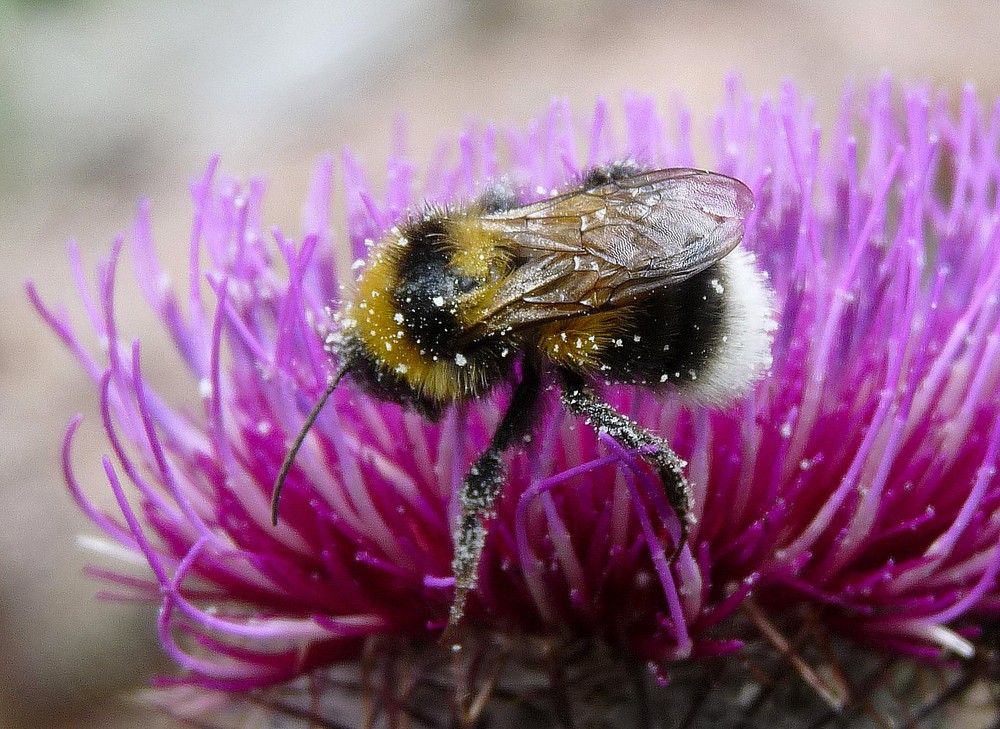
[3, 1, 1000, 727]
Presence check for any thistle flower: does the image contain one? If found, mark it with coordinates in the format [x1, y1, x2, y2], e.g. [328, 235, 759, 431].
[31, 78, 1000, 726]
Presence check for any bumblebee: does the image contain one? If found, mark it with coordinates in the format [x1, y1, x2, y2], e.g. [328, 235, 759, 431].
[272, 161, 775, 640]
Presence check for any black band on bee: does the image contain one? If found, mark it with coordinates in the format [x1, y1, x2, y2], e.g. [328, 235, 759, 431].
[601, 263, 727, 388]
[393, 219, 476, 358]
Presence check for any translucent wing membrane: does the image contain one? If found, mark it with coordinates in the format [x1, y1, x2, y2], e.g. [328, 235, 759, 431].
[469, 169, 753, 333]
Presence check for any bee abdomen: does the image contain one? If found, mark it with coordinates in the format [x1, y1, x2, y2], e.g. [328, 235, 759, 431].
[601, 250, 774, 404]
[599, 264, 727, 389]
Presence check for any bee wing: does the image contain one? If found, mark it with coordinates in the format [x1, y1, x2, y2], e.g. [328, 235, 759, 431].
[470, 168, 753, 332]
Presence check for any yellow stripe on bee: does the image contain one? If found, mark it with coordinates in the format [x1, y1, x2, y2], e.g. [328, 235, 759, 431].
[445, 217, 517, 332]
[446, 217, 502, 280]
[537, 309, 632, 370]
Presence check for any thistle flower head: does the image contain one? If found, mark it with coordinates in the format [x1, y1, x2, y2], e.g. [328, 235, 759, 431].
[31, 78, 1000, 723]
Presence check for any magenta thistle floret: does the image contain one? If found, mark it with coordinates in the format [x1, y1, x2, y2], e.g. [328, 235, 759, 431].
[31, 78, 1000, 693]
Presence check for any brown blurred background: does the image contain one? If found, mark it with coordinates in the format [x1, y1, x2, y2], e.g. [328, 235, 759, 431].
[3, 1, 1000, 727]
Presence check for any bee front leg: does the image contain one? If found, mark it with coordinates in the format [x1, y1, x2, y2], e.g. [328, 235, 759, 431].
[558, 369, 692, 561]
[443, 363, 541, 644]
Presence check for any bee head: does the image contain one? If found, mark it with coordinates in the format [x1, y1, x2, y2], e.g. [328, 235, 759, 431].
[328, 331, 448, 421]
[329, 214, 518, 414]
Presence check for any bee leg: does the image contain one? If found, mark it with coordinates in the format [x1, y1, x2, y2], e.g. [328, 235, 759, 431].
[443, 363, 542, 643]
[558, 369, 692, 561]
[582, 159, 644, 188]
[475, 180, 518, 214]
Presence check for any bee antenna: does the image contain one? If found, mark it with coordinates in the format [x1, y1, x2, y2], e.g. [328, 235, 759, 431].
[271, 366, 348, 526]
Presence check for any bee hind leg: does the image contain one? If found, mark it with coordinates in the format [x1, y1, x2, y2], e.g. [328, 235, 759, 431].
[442, 363, 541, 645]
[558, 369, 692, 561]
